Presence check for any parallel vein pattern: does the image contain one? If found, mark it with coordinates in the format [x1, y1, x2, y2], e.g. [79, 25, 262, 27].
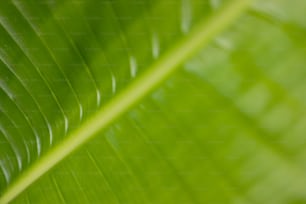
[1, 0, 306, 203]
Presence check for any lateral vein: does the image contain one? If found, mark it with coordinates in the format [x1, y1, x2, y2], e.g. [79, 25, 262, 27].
[0, 0, 250, 203]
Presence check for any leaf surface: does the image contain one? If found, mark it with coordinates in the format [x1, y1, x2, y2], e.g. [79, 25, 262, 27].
[0, 0, 306, 203]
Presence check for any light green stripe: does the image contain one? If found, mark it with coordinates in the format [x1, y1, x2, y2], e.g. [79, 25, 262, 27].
[0, 0, 250, 203]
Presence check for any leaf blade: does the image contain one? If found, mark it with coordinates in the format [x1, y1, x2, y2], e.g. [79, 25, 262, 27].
[0, 0, 250, 203]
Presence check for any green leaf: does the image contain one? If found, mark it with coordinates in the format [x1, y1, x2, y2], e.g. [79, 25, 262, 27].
[0, 0, 306, 203]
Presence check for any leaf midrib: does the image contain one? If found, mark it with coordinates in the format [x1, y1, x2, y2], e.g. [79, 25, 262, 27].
[0, 0, 250, 203]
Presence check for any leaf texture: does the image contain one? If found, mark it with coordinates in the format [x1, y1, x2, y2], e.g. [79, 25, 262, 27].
[0, 0, 306, 203]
